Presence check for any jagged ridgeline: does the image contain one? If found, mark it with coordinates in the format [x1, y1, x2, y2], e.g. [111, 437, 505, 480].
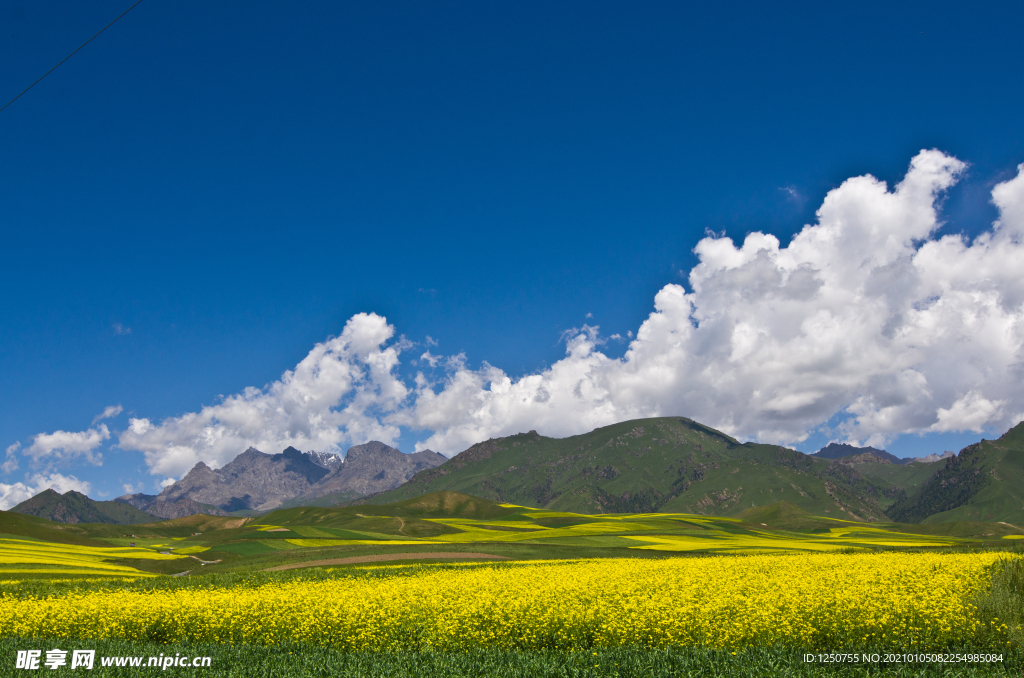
[117, 443, 447, 519]
[12, 417, 1023, 525]
[369, 417, 891, 519]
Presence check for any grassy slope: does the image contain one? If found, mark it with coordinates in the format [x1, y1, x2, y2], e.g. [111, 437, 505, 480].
[11, 489, 156, 525]
[366, 418, 889, 520]
[0, 510, 114, 546]
[94, 501, 159, 524]
[734, 500, 840, 530]
[7, 489, 1022, 580]
[0, 511, 260, 576]
[275, 490, 363, 509]
[157, 494, 1024, 574]
[74, 495, 512, 571]
[886, 423, 1024, 524]
[849, 461, 944, 511]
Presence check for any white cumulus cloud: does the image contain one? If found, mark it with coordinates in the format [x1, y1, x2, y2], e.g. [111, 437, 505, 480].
[24, 425, 110, 465]
[404, 150, 1024, 451]
[23, 149, 1021, 478]
[117, 312, 410, 477]
[0, 482, 34, 510]
[929, 391, 1006, 433]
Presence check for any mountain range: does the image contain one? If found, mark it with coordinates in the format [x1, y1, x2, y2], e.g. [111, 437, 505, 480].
[366, 417, 1024, 525]
[812, 443, 956, 465]
[12, 416, 1023, 527]
[366, 418, 893, 520]
[812, 443, 906, 464]
[115, 443, 445, 518]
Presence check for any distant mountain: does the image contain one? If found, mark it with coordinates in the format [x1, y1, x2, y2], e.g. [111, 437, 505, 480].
[813, 443, 908, 465]
[813, 442, 964, 466]
[908, 450, 957, 464]
[289, 442, 447, 507]
[305, 450, 343, 471]
[833, 452, 894, 465]
[367, 417, 893, 521]
[115, 493, 229, 520]
[12, 489, 156, 525]
[132, 443, 447, 516]
[140, 446, 332, 513]
[885, 422, 1024, 524]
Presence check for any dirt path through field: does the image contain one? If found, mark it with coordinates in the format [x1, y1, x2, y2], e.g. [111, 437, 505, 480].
[264, 552, 509, 572]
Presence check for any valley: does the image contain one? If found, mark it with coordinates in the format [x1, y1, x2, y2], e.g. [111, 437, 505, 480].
[3, 491, 1022, 579]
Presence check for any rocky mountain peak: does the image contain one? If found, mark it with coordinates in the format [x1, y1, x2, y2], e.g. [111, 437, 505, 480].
[909, 450, 957, 464]
[235, 446, 268, 461]
[143, 441, 442, 516]
[344, 440, 397, 461]
[813, 442, 907, 465]
[182, 461, 217, 479]
[294, 441, 447, 503]
[304, 449, 342, 470]
[154, 445, 328, 512]
[835, 452, 893, 465]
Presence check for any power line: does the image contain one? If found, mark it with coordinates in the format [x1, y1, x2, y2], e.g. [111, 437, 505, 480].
[0, 0, 146, 115]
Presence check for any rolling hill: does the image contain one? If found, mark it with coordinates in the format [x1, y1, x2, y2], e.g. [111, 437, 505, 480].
[885, 422, 1024, 524]
[12, 489, 156, 525]
[12, 417, 1020, 529]
[366, 417, 900, 520]
[843, 460, 947, 511]
[0, 510, 115, 546]
[4, 490, 1022, 581]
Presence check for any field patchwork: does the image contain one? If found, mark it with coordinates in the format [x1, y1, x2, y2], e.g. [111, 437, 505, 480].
[0, 537, 187, 577]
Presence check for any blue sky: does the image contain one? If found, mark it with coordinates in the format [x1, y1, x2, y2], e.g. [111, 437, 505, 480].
[2, 1, 1023, 503]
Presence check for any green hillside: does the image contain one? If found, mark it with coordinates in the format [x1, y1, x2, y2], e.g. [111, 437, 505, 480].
[811, 458, 946, 512]
[886, 422, 1024, 524]
[5, 492, 1022, 581]
[0, 510, 113, 546]
[835, 460, 944, 512]
[11, 489, 156, 525]
[367, 417, 893, 520]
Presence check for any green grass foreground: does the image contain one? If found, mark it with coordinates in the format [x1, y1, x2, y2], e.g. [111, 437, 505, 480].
[0, 641, 1020, 678]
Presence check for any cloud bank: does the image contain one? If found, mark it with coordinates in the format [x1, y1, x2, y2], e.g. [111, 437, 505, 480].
[117, 316, 409, 477]
[7, 150, 1024, 481]
[408, 151, 1024, 452]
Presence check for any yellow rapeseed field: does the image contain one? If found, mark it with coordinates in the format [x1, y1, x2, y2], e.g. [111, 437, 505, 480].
[0, 552, 1015, 650]
[0, 537, 184, 577]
